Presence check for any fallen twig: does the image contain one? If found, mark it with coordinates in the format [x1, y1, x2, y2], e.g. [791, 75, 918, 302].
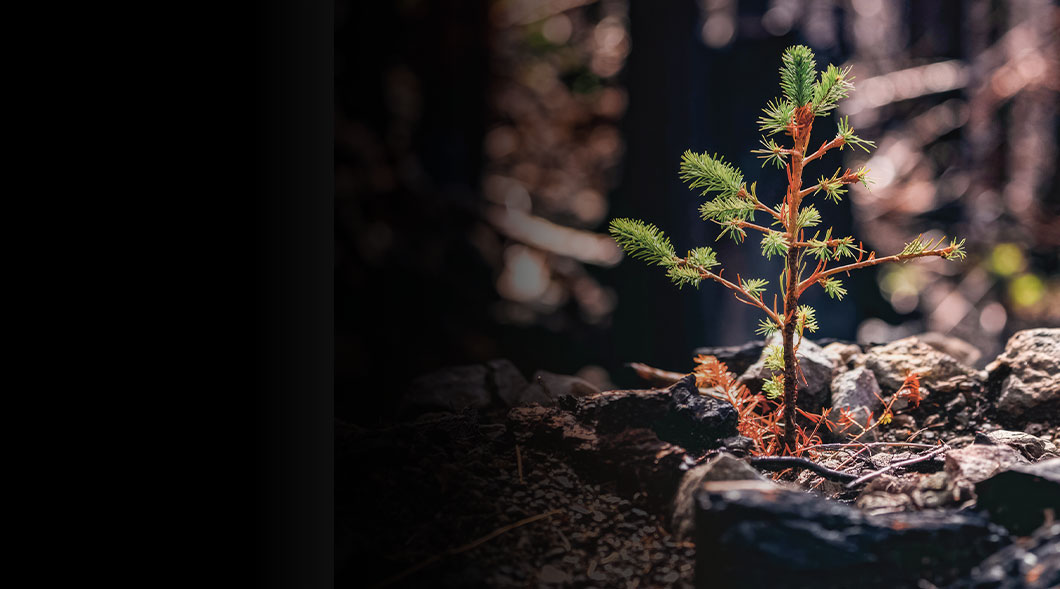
[844, 444, 950, 488]
[628, 362, 686, 385]
[628, 362, 729, 400]
[749, 456, 858, 483]
[375, 509, 563, 587]
[803, 442, 938, 451]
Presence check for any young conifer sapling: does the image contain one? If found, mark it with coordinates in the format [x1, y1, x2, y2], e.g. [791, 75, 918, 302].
[610, 45, 965, 453]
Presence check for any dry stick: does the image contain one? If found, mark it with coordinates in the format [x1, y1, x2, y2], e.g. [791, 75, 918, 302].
[374, 509, 563, 588]
[749, 456, 858, 483]
[803, 442, 937, 451]
[905, 423, 945, 442]
[626, 363, 731, 401]
[515, 444, 524, 485]
[845, 444, 950, 489]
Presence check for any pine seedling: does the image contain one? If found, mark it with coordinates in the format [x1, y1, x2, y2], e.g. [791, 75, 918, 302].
[610, 45, 965, 454]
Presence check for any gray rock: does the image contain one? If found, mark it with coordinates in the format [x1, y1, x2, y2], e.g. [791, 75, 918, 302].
[945, 443, 1027, 484]
[401, 364, 493, 415]
[864, 336, 982, 398]
[986, 328, 1060, 421]
[737, 334, 837, 412]
[671, 453, 767, 541]
[822, 341, 862, 367]
[694, 482, 1008, 589]
[915, 331, 982, 366]
[985, 430, 1059, 461]
[829, 366, 883, 438]
[512, 370, 600, 407]
[488, 359, 529, 407]
[856, 471, 962, 515]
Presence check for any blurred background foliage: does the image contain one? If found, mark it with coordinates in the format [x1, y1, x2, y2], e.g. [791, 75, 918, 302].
[335, 0, 1058, 422]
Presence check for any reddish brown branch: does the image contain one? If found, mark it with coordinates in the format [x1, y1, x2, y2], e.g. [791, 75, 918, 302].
[798, 246, 956, 293]
[688, 264, 782, 324]
[803, 135, 845, 164]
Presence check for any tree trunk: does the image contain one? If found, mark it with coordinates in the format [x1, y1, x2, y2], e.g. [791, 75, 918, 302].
[782, 249, 799, 452]
[781, 106, 814, 453]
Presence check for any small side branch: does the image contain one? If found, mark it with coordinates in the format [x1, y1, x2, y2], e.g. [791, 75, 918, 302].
[803, 136, 845, 164]
[844, 444, 950, 488]
[755, 201, 783, 222]
[798, 169, 862, 198]
[798, 247, 956, 292]
[737, 221, 780, 235]
[689, 264, 782, 324]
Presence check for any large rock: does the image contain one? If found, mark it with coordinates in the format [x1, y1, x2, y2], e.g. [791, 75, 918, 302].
[694, 482, 1008, 589]
[864, 336, 982, 400]
[575, 375, 737, 452]
[985, 430, 1059, 462]
[504, 369, 599, 407]
[487, 359, 529, 406]
[975, 458, 1060, 536]
[916, 331, 983, 366]
[671, 453, 767, 541]
[822, 341, 862, 367]
[945, 443, 1027, 484]
[737, 334, 837, 412]
[829, 366, 883, 438]
[956, 522, 1060, 589]
[508, 375, 738, 509]
[986, 328, 1060, 422]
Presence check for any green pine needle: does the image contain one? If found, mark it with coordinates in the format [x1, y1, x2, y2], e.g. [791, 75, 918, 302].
[943, 238, 967, 261]
[821, 277, 847, 300]
[814, 170, 847, 203]
[900, 234, 928, 256]
[837, 117, 876, 152]
[755, 318, 779, 337]
[609, 218, 677, 267]
[811, 64, 854, 116]
[832, 236, 859, 259]
[679, 151, 744, 198]
[760, 231, 788, 260]
[752, 138, 789, 169]
[717, 218, 748, 243]
[699, 195, 757, 223]
[759, 98, 795, 136]
[666, 264, 703, 289]
[779, 45, 817, 107]
[687, 246, 720, 270]
[762, 374, 785, 400]
[797, 305, 819, 333]
[807, 240, 832, 262]
[764, 344, 785, 372]
[742, 278, 769, 298]
[796, 205, 822, 229]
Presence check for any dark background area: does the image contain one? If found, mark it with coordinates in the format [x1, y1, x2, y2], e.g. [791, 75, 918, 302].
[335, 0, 1059, 424]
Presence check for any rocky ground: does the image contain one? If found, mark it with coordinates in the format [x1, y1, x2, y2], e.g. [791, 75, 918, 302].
[337, 329, 1060, 588]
